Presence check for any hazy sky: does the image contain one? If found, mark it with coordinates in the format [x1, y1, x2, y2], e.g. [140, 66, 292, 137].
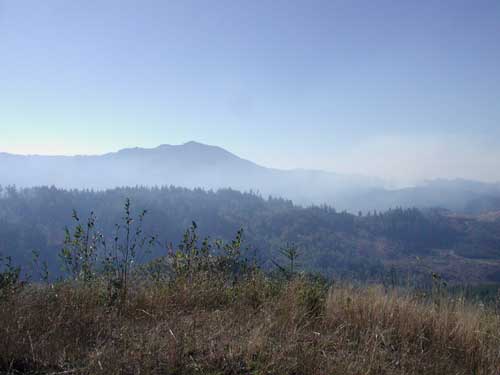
[1, 0, 499, 184]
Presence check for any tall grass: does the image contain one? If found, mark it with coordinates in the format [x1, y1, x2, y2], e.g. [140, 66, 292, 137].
[1, 274, 499, 374]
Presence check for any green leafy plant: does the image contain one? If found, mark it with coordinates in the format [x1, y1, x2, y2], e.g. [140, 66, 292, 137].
[59, 210, 99, 283]
[58, 199, 155, 305]
[0, 254, 22, 300]
[273, 242, 301, 279]
[168, 222, 249, 283]
[101, 198, 156, 304]
[31, 250, 50, 284]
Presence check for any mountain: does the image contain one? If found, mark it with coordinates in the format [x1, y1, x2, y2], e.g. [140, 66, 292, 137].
[0, 141, 383, 206]
[1, 142, 500, 213]
[350, 179, 500, 214]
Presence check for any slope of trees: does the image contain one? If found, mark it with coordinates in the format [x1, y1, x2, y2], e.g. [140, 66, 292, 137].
[0, 185, 499, 283]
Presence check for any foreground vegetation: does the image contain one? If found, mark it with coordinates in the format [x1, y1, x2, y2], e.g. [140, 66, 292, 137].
[1, 197, 500, 374]
[2, 273, 500, 374]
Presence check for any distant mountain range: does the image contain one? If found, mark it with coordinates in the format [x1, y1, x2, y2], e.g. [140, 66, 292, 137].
[1, 141, 500, 213]
[349, 179, 500, 214]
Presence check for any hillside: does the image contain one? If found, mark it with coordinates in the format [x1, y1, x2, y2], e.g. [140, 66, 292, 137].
[353, 179, 500, 214]
[2, 186, 500, 285]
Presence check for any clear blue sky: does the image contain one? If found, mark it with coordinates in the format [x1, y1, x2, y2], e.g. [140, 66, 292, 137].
[1, 0, 499, 183]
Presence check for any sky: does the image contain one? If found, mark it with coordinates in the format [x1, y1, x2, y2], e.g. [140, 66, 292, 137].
[1, 0, 499, 185]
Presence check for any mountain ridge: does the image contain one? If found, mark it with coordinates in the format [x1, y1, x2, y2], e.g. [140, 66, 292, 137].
[2, 141, 500, 213]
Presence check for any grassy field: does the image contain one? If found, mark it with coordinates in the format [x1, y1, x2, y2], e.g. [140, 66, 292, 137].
[1, 271, 500, 375]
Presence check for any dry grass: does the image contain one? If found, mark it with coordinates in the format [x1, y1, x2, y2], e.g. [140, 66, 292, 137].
[1, 274, 500, 374]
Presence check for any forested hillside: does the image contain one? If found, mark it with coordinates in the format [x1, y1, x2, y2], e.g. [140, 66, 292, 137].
[1, 185, 500, 284]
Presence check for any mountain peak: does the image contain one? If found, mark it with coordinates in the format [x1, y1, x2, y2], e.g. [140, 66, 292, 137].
[182, 141, 204, 147]
[154, 141, 214, 151]
[119, 141, 249, 167]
